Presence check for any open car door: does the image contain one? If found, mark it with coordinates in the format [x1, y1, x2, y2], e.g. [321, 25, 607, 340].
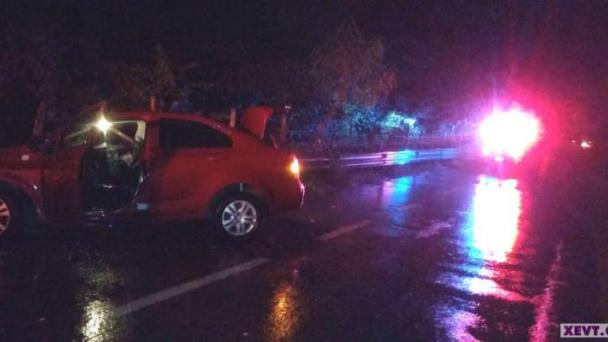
[42, 139, 89, 224]
[43, 118, 148, 223]
[79, 120, 147, 213]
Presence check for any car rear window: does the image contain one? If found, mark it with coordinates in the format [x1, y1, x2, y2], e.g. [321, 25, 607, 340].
[159, 119, 232, 149]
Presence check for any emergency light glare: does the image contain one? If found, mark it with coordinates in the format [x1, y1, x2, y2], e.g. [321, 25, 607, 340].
[479, 108, 540, 161]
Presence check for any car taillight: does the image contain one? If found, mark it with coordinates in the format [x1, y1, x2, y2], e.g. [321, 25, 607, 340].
[289, 158, 300, 177]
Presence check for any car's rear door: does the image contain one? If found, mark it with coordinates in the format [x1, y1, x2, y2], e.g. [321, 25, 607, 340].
[147, 119, 233, 219]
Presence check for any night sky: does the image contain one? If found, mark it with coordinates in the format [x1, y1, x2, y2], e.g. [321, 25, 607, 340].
[1, 0, 607, 140]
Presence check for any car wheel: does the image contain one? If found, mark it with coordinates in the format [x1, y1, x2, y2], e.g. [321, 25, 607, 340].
[215, 195, 264, 238]
[0, 189, 21, 239]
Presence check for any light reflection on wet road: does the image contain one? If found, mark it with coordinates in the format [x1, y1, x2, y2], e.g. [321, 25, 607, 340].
[468, 176, 522, 264]
[0, 162, 605, 341]
[269, 280, 300, 340]
[441, 176, 528, 301]
[435, 175, 529, 340]
[82, 300, 114, 341]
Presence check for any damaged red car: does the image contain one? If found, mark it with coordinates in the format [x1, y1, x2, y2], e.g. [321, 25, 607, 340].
[0, 110, 305, 239]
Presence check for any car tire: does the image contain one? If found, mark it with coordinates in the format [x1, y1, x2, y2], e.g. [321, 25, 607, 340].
[214, 194, 265, 239]
[0, 188, 23, 240]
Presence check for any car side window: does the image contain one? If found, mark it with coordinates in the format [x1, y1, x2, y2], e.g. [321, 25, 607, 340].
[62, 121, 92, 148]
[159, 119, 232, 149]
[62, 120, 146, 149]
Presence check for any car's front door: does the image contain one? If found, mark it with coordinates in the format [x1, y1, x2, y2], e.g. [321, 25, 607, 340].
[42, 122, 92, 224]
[43, 117, 149, 223]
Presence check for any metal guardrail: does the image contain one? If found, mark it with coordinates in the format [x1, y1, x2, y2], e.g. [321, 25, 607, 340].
[301, 148, 460, 170]
[287, 132, 473, 153]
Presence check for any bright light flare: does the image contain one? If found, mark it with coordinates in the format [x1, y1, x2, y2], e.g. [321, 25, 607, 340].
[479, 108, 541, 161]
[289, 158, 300, 176]
[580, 140, 592, 149]
[95, 115, 112, 134]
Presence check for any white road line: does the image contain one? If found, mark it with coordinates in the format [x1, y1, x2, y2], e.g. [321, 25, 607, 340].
[529, 241, 564, 342]
[117, 258, 270, 316]
[320, 220, 371, 241]
[117, 220, 372, 315]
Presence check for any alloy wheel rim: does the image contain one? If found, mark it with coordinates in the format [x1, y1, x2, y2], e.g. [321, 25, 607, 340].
[221, 200, 258, 236]
[0, 198, 11, 235]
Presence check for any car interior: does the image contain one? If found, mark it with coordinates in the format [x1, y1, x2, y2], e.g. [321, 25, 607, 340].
[63, 120, 147, 213]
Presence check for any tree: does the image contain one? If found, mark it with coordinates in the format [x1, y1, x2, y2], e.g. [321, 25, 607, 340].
[309, 19, 395, 147]
[110, 44, 177, 111]
[0, 23, 72, 139]
[310, 19, 396, 117]
[151, 44, 177, 110]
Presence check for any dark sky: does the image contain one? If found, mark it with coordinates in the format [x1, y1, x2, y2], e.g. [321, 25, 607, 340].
[1, 0, 607, 132]
[4, 0, 591, 64]
[2, 0, 606, 83]
[2, 0, 344, 62]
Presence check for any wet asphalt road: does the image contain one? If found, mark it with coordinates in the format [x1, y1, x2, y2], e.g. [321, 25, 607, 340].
[0, 157, 607, 341]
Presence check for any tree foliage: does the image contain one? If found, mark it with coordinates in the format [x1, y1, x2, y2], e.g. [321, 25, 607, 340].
[215, 58, 311, 109]
[111, 45, 177, 111]
[310, 20, 396, 116]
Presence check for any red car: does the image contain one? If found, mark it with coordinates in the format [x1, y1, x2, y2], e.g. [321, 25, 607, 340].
[0, 111, 304, 239]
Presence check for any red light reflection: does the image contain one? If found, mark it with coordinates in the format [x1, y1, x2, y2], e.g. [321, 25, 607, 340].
[469, 176, 521, 263]
[434, 175, 527, 340]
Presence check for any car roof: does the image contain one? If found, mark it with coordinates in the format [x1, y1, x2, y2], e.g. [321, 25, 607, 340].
[111, 111, 235, 133]
[109, 111, 269, 147]
[112, 112, 212, 124]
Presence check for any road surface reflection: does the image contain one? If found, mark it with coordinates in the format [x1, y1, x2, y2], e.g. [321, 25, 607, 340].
[436, 175, 527, 340]
[378, 176, 414, 229]
[468, 176, 521, 263]
[81, 300, 115, 341]
[268, 280, 300, 340]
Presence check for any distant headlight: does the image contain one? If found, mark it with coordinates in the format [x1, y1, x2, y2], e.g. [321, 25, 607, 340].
[580, 140, 592, 149]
